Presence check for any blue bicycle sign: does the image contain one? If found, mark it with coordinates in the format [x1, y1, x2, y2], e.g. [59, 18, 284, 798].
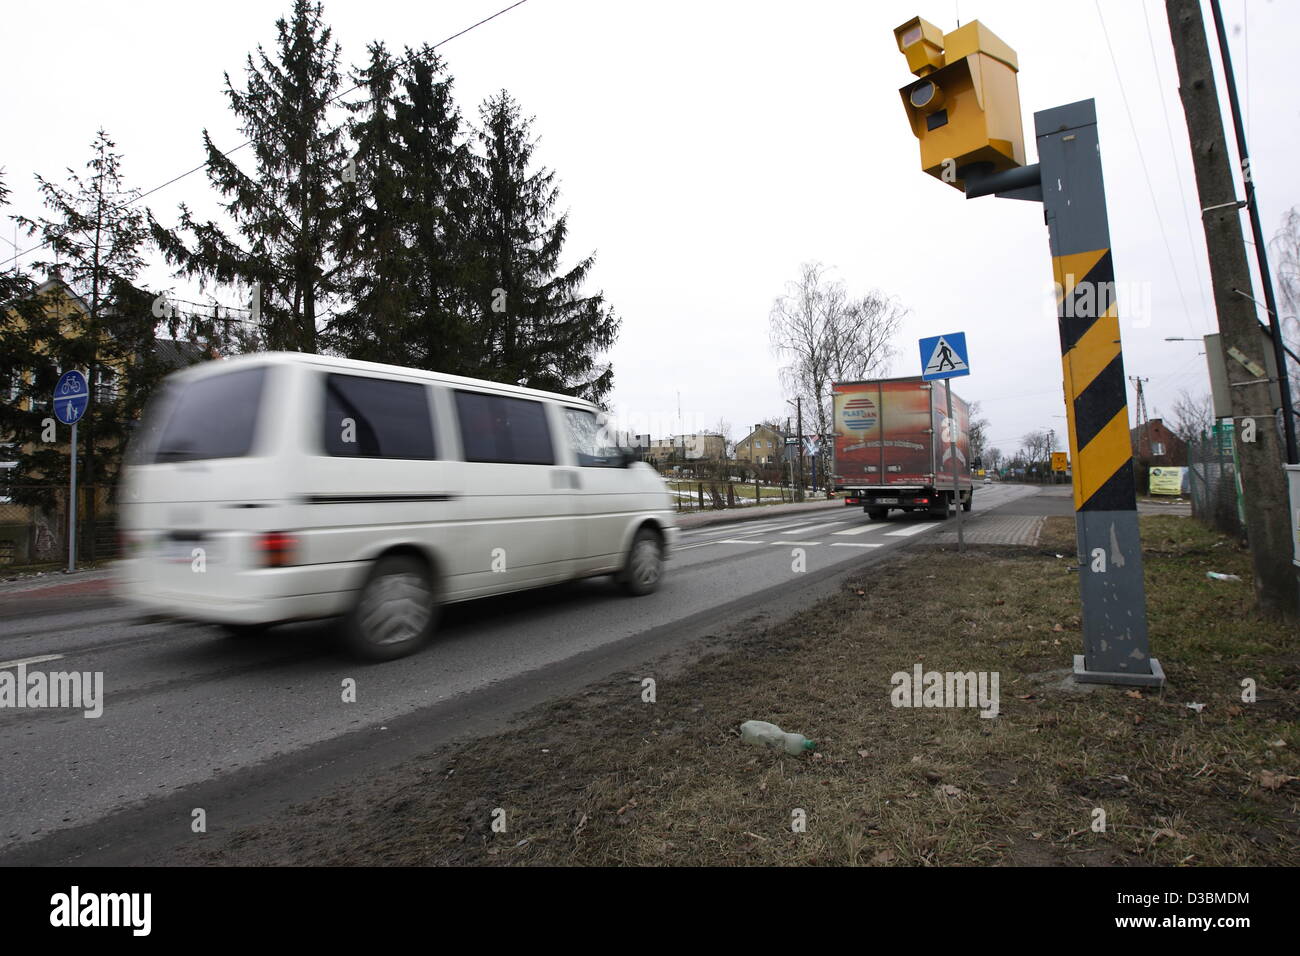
[54, 370, 89, 425]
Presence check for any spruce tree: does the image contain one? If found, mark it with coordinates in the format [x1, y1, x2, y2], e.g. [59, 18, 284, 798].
[330, 45, 474, 371]
[153, 0, 347, 353]
[0, 171, 48, 501]
[470, 91, 619, 402]
[330, 45, 475, 372]
[397, 48, 476, 375]
[12, 131, 153, 545]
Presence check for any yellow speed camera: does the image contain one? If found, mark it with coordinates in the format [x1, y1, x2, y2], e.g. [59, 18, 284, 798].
[894, 17, 1027, 190]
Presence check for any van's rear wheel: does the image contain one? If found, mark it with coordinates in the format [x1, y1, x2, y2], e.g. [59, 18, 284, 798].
[867, 508, 887, 520]
[620, 527, 663, 596]
[343, 555, 437, 661]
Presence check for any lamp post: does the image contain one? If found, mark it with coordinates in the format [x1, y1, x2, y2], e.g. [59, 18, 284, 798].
[785, 398, 804, 502]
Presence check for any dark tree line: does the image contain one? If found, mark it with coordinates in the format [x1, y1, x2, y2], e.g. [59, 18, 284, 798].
[151, 0, 618, 398]
[3, 0, 619, 517]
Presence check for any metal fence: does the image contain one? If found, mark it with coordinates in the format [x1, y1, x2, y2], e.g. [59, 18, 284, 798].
[0, 485, 117, 567]
[1187, 426, 1243, 537]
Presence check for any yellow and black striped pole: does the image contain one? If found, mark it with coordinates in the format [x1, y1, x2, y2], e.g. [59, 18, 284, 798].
[892, 17, 1162, 685]
[1038, 100, 1162, 685]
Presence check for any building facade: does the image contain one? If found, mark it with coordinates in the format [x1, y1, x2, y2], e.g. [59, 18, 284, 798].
[735, 423, 785, 464]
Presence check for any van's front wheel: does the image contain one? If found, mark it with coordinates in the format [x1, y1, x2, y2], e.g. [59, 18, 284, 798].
[343, 555, 437, 661]
[620, 527, 663, 596]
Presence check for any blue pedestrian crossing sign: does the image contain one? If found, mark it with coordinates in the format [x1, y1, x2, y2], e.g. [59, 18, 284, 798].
[53, 369, 89, 425]
[919, 332, 970, 381]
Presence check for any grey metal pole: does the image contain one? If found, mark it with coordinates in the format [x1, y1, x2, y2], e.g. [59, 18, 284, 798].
[796, 397, 805, 502]
[946, 378, 964, 552]
[1036, 99, 1160, 685]
[67, 421, 77, 573]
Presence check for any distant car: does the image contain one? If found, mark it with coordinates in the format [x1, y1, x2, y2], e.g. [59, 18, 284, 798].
[983, 477, 993, 485]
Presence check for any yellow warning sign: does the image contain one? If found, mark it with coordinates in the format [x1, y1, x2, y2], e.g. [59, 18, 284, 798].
[1051, 452, 1069, 472]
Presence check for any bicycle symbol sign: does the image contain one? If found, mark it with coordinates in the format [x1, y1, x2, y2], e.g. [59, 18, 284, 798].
[54, 370, 89, 425]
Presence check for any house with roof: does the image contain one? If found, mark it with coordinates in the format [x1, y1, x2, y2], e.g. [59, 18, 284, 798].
[735, 423, 786, 464]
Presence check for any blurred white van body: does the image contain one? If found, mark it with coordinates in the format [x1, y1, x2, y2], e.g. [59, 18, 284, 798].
[115, 352, 677, 659]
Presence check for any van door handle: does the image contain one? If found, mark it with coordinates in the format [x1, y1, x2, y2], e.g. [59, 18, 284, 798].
[552, 469, 581, 490]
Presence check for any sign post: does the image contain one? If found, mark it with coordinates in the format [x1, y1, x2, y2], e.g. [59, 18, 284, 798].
[919, 332, 970, 553]
[54, 370, 89, 573]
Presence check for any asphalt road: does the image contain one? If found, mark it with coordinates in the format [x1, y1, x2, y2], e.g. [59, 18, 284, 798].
[0, 481, 1038, 865]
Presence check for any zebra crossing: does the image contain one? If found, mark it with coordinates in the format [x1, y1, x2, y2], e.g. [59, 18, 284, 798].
[676, 512, 943, 550]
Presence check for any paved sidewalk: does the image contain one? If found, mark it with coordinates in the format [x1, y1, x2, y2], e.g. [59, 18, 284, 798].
[933, 514, 1045, 546]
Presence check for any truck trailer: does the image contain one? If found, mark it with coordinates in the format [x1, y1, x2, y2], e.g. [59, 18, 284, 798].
[831, 375, 973, 519]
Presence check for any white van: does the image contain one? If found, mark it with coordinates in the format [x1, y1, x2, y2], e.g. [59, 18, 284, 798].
[115, 352, 678, 660]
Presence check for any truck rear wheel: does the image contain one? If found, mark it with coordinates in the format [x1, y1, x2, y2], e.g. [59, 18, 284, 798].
[867, 508, 888, 521]
[962, 493, 972, 513]
[930, 496, 950, 519]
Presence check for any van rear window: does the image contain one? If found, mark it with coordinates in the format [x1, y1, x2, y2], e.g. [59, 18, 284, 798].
[145, 366, 267, 463]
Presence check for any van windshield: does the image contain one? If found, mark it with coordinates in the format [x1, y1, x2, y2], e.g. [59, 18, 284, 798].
[131, 365, 268, 464]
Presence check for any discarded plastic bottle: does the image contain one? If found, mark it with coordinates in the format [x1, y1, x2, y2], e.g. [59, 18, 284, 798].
[1206, 572, 1242, 582]
[740, 720, 815, 755]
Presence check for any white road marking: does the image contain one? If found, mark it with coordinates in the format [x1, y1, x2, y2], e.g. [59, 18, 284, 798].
[0, 653, 65, 670]
[773, 541, 821, 546]
[696, 520, 794, 536]
[681, 516, 831, 538]
[884, 523, 940, 537]
[718, 539, 768, 545]
[830, 542, 884, 548]
[779, 520, 851, 535]
[766, 522, 819, 534]
[832, 524, 884, 536]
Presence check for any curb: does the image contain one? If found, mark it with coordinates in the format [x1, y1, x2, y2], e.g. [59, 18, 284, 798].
[0, 567, 116, 596]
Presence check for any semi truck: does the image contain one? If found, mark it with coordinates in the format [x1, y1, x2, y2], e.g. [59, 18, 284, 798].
[831, 375, 973, 520]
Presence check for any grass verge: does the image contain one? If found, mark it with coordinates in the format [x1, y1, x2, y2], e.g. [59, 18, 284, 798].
[186, 515, 1298, 866]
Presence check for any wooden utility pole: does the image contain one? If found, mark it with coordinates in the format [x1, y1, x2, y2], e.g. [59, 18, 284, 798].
[1166, 0, 1298, 618]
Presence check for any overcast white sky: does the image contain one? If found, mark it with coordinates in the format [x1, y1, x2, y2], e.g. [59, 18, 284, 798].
[3, 0, 1295, 457]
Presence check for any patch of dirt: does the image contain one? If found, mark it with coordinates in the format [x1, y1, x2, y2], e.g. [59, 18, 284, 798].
[174, 517, 1299, 867]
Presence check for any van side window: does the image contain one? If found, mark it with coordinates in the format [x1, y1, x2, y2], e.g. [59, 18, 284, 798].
[564, 408, 620, 467]
[454, 391, 555, 465]
[323, 373, 436, 459]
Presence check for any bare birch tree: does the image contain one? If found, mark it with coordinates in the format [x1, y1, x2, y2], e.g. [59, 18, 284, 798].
[1268, 207, 1300, 410]
[1168, 388, 1215, 442]
[769, 262, 905, 489]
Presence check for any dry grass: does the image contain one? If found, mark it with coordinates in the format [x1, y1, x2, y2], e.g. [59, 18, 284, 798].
[187, 515, 1299, 866]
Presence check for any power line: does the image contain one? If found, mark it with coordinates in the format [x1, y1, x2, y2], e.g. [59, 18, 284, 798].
[0, 0, 532, 271]
[1141, 0, 1215, 331]
[1094, 0, 1199, 335]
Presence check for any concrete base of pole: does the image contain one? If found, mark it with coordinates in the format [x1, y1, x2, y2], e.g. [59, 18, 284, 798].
[1072, 654, 1166, 688]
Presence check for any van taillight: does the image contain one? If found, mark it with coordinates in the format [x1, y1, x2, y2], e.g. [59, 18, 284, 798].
[257, 532, 298, 567]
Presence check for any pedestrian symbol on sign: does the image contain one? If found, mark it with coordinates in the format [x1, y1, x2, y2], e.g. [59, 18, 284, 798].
[922, 335, 969, 378]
